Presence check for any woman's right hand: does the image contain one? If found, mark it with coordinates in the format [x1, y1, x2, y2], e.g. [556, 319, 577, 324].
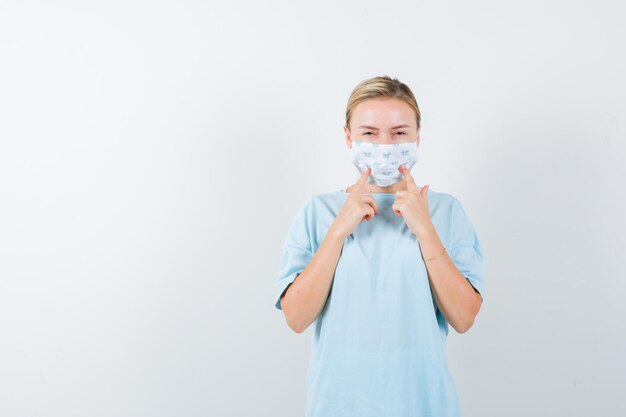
[329, 168, 379, 240]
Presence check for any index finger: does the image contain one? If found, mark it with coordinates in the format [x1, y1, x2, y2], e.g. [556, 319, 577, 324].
[400, 164, 419, 191]
[354, 167, 371, 191]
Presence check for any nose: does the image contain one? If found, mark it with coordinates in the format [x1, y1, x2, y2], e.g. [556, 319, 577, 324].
[380, 133, 394, 144]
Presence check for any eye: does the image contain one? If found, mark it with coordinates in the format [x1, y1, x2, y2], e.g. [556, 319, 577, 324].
[396, 132, 406, 135]
[364, 132, 373, 135]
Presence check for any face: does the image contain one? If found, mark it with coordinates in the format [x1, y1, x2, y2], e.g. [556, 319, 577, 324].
[344, 97, 420, 148]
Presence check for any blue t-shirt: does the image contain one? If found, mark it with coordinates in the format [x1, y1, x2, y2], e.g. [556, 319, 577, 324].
[275, 188, 485, 417]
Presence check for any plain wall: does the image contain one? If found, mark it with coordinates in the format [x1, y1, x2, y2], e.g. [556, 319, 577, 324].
[1, 1, 624, 416]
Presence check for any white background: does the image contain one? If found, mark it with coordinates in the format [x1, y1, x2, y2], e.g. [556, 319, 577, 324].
[1, 1, 625, 416]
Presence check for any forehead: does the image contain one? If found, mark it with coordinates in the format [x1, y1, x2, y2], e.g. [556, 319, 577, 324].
[352, 97, 415, 127]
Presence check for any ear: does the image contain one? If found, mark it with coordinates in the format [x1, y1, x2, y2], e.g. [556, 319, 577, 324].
[344, 125, 353, 149]
[416, 127, 421, 147]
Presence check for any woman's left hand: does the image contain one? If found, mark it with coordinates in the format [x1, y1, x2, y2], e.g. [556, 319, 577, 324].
[393, 165, 433, 237]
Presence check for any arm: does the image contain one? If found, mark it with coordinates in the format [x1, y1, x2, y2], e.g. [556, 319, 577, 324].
[280, 226, 345, 333]
[392, 166, 484, 333]
[417, 223, 482, 333]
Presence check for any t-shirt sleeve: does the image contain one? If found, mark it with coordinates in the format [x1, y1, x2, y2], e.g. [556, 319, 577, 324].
[448, 197, 485, 302]
[274, 197, 314, 310]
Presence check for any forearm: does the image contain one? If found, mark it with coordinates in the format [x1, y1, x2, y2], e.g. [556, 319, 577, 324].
[281, 226, 346, 333]
[416, 222, 482, 333]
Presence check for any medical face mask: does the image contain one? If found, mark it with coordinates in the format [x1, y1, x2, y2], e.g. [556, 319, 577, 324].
[350, 140, 419, 187]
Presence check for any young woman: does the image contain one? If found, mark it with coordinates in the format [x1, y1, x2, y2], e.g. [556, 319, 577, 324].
[274, 75, 485, 417]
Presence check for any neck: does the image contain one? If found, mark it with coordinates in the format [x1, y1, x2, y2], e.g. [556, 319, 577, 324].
[347, 179, 408, 194]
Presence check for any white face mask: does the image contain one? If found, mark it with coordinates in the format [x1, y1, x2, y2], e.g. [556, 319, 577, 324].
[350, 140, 419, 187]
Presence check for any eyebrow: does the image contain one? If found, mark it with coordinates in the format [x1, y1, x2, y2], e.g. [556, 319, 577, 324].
[357, 124, 411, 130]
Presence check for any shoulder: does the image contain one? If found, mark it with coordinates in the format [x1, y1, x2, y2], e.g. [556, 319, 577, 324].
[295, 191, 348, 227]
[427, 188, 463, 212]
[290, 190, 344, 222]
[306, 190, 346, 210]
[286, 191, 343, 244]
[427, 188, 477, 231]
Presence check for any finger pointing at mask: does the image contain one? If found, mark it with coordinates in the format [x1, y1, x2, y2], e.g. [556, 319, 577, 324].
[329, 168, 379, 240]
[392, 165, 432, 237]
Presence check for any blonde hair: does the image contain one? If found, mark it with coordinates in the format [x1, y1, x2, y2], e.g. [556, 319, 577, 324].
[345, 75, 421, 132]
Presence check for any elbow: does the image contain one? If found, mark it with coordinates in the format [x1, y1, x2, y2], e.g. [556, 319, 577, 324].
[457, 291, 482, 333]
[286, 314, 308, 334]
[285, 306, 310, 333]
[455, 317, 475, 334]
[281, 298, 308, 334]
[289, 321, 306, 334]
[455, 323, 471, 334]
